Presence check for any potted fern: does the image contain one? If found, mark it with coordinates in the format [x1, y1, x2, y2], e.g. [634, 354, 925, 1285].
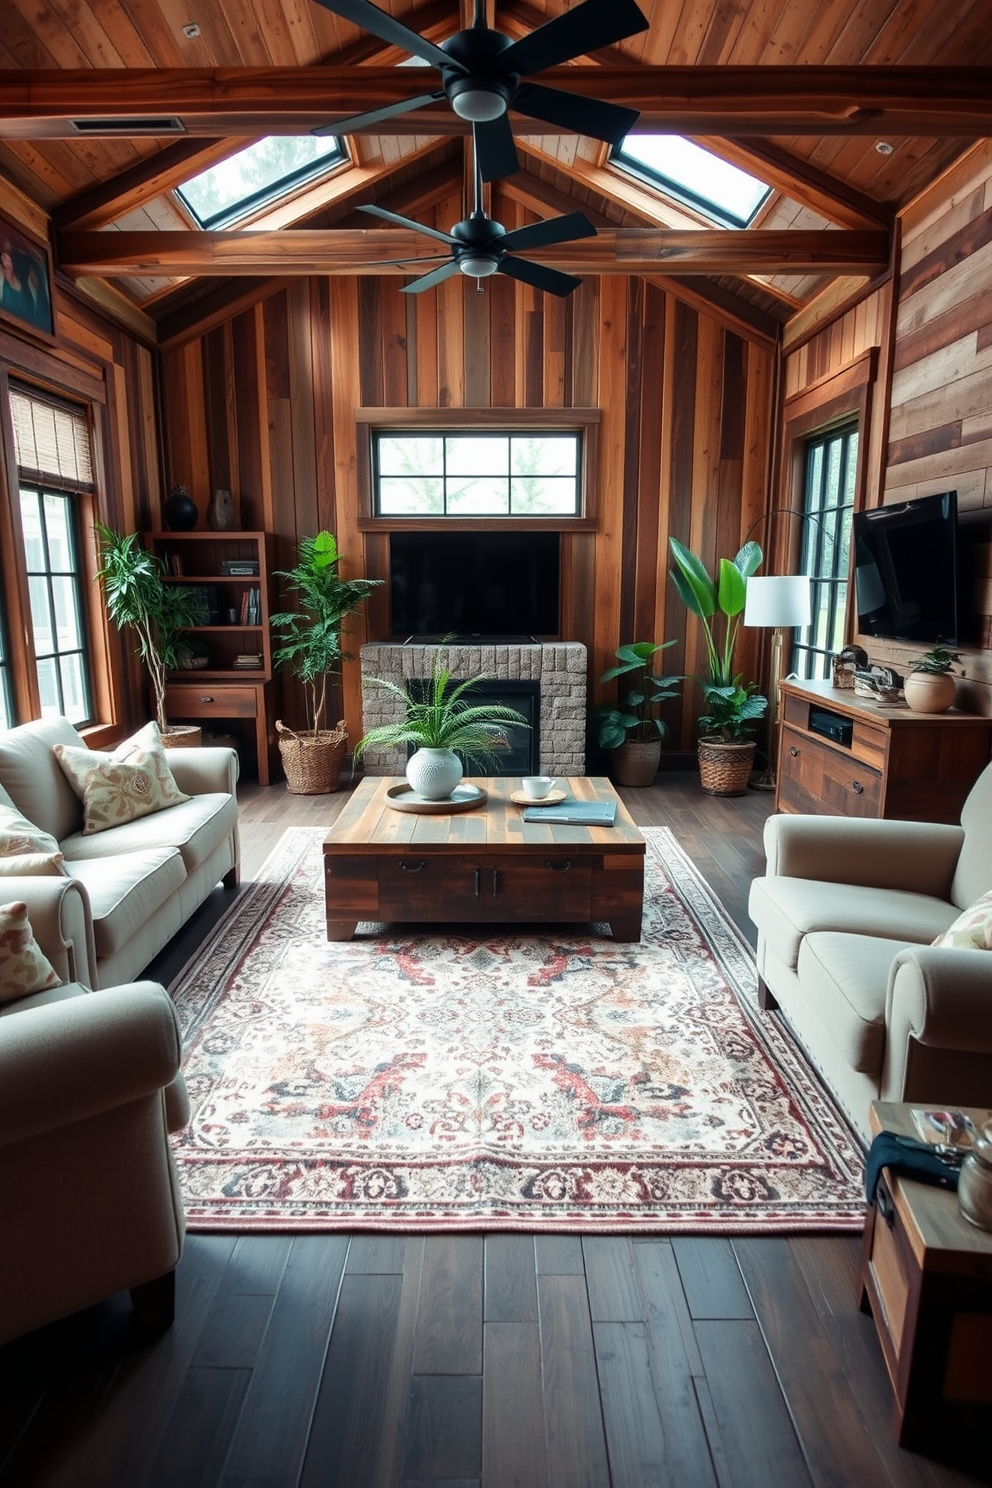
[95, 524, 203, 747]
[271, 531, 382, 792]
[355, 652, 529, 800]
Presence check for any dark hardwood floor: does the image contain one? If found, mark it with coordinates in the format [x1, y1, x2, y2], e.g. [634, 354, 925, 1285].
[1, 773, 987, 1488]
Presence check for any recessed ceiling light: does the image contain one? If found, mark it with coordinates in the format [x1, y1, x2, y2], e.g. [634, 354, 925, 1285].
[182, 22, 200, 39]
[875, 141, 894, 155]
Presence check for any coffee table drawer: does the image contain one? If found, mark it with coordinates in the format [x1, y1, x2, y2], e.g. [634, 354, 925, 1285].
[488, 855, 592, 921]
[379, 855, 483, 921]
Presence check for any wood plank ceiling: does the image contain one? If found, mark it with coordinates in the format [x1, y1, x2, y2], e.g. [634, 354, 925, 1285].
[1, 0, 991, 336]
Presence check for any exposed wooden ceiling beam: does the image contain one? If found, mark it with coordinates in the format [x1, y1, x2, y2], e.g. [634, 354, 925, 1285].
[53, 138, 230, 231]
[56, 228, 891, 277]
[4, 67, 991, 138]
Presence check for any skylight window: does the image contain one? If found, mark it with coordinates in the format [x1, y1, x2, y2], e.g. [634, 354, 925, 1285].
[176, 136, 348, 229]
[612, 136, 771, 229]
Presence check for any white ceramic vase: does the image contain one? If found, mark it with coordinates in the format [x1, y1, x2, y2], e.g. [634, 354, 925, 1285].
[406, 747, 463, 800]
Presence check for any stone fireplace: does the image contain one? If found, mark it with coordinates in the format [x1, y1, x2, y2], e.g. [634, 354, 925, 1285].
[359, 640, 587, 777]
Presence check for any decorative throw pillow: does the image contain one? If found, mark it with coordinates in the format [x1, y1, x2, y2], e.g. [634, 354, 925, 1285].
[932, 890, 992, 950]
[0, 801, 61, 860]
[53, 721, 190, 835]
[0, 852, 65, 876]
[0, 900, 61, 1003]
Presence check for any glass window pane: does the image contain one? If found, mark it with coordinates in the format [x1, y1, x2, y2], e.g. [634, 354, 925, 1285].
[510, 477, 577, 514]
[378, 436, 442, 476]
[28, 576, 53, 652]
[511, 437, 577, 476]
[59, 653, 87, 723]
[176, 136, 346, 229]
[36, 656, 60, 716]
[447, 477, 509, 515]
[613, 135, 770, 227]
[43, 494, 73, 571]
[19, 488, 44, 569]
[445, 436, 509, 476]
[51, 576, 82, 649]
[378, 477, 444, 515]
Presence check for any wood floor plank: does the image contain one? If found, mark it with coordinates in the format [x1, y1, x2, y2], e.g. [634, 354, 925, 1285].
[534, 1235, 585, 1275]
[346, 1235, 407, 1274]
[672, 1238, 754, 1321]
[403, 1376, 483, 1482]
[482, 1321, 548, 1488]
[583, 1237, 644, 1323]
[693, 1320, 815, 1488]
[218, 1234, 349, 1488]
[413, 1236, 484, 1376]
[632, 1240, 705, 1377]
[538, 1274, 611, 1488]
[143, 1367, 251, 1488]
[484, 1235, 538, 1323]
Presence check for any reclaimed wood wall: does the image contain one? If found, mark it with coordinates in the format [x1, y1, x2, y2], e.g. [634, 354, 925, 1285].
[159, 189, 776, 751]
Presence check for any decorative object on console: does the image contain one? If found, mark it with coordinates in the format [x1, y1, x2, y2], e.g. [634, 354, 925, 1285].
[590, 640, 681, 787]
[207, 487, 237, 531]
[162, 484, 198, 531]
[355, 650, 529, 801]
[853, 664, 903, 702]
[957, 1121, 992, 1230]
[831, 644, 868, 690]
[744, 574, 812, 789]
[272, 532, 382, 794]
[903, 641, 962, 715]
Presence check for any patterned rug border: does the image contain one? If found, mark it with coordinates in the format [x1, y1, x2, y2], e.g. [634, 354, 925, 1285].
[169, 825, 865, 1234]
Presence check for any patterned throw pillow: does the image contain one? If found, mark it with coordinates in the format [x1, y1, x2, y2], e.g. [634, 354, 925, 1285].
[53, 721, 190, 835]
[0, 852, 65, 876]
[0, 801, 62, 861]
[0, 900, 61, 1003]
[932, 890, 992, 950]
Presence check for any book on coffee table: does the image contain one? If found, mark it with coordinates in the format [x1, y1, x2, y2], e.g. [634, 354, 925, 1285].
[522, 801, 617, 826]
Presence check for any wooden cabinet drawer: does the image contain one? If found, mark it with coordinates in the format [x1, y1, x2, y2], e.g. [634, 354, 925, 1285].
[488, 855, 592, 921]
[379, 855, 483, 921]
[165, 684, 259, 719]
[778, 727, 882, 816]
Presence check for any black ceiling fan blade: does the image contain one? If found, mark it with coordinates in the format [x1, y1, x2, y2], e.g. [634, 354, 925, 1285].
[501, 212, 597, 253]
[359, 203, 456, 246]
[402, 259, 463, 293]
[309, 0, 456, 72]
[499, 256, 582, 297]
[513, 82, 639, 146]
[474, 114, 521, 183]
[313, 91, 443, 137]
[501, 0, 649, 77]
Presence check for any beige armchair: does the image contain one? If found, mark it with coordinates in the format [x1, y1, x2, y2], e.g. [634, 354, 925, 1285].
[748, 761, 992, 1140]
[0, 888, 188, 1343]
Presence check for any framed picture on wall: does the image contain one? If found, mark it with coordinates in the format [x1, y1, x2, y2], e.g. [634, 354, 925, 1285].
[0, 216, 56, 343]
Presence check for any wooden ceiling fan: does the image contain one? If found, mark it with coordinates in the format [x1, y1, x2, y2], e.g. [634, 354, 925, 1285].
[310, 0, 649, 181]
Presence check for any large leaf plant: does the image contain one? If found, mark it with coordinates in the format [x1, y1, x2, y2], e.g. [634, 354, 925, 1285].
[590, 640, 681, 749]
[668, 537, 763, 687]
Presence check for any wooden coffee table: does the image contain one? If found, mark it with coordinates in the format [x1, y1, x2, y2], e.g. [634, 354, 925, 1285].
[322, 775, 645, 941]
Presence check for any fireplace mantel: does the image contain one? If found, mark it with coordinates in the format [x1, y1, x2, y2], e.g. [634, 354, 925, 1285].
[359, 640, 587, 777]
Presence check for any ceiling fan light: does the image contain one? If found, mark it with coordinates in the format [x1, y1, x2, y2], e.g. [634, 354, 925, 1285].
[449, 87, 507, 123]
[459, 255, 499, 277]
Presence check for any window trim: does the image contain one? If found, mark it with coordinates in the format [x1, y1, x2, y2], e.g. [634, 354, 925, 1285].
[355, 408, 601, 531]
[18, 481, 94, 723]
[174, 136, 350, 231]
[791, 420, 859, 680]
[609, 139, 772, 230]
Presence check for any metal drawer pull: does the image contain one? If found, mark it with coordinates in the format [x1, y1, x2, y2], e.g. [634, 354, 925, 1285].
[789, 746, 799, 757]
[545, 859, 573, 871]
[852, 781, 865, 795]
[492, 868, 499, 896]
[399, 860, 425, 872]
[475, 867, 481, 898]
[200, 695, 214, 703]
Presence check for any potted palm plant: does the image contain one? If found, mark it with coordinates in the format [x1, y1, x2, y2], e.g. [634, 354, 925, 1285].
[589, 640, 681, 786]
[903, 641, 962, 714]
[355, 652, 529, 800]
[271, 531, 382, 793]
[95, 524, 203, 746]
[669, 536, 767, 793]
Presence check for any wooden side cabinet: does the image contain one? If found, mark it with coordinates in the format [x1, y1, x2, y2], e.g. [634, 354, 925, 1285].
[146, 531, 280, 785]
[775, 679, 992, 824]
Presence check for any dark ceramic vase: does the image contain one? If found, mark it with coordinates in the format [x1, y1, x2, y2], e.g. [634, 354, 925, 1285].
[163, 487, 198, 531]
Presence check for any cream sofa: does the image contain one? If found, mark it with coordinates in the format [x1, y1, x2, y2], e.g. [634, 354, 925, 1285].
[0, 878, 188, 1342]
[0, 716, 240, 988]
[748, 763, 992, 1141]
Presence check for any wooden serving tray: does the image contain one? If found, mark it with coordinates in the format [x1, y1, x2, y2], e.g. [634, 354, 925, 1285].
[384, 782, 488, 814]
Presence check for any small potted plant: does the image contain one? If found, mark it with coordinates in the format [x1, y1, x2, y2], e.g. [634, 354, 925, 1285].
[355, 651, 529, 800]
[590, 640, 681, 787]
[271, 531, 382, 792]
[95, 524, 203, 746]
[695, 681, 768, 795]
[903, 641, 962, 714]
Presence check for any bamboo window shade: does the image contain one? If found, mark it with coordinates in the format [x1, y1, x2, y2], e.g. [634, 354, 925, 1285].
[9, 386, 95, 492]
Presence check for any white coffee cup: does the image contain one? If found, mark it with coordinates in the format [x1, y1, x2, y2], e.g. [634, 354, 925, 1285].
[522, 775, 557, 799]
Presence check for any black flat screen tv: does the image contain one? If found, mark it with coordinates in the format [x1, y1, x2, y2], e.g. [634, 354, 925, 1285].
[852, 490, 959, 645]
[389, 531, 560, 638]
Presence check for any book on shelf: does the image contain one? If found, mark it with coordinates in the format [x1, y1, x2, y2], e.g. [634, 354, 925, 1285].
[167, 552, 184, 576]
[234, 653, 263, 668]
[221, 559, 259, 577]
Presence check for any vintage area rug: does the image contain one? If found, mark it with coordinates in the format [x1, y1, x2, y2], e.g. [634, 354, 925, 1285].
[170, 827, 864, 1232]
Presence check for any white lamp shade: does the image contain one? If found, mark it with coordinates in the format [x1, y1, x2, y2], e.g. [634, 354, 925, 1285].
[744, 574, 812, 628]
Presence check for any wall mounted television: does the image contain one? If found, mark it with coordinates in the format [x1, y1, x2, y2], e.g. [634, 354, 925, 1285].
[852, 490, 959, 645]
[389, 530, 560, 638]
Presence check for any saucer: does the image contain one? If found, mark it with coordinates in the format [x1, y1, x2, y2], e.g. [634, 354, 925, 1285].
[509, 789, 568, 807]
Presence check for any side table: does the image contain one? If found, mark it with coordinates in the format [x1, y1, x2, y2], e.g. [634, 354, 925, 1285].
[859, 1101, 992, 1450]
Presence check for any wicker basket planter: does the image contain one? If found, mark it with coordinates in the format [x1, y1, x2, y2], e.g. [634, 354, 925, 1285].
[276, 720, 348, 794]
[610, 739, 662, 788]
[697, 737, 755, 797]
[161, 724, 202, 749]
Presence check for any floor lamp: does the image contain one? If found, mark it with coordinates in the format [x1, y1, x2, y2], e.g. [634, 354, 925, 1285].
[744, 574, 812, 790]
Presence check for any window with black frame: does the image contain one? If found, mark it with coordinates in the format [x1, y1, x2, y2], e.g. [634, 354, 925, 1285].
[372, 430, 581, 517]
[0, 610, 12, 730]
[7, 387, 95, 725]
[791, 421, 859, 680]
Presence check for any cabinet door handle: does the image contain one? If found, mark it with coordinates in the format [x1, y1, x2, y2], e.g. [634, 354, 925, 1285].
[545, 859, 573, 872]
[789, 746, 799, 757]
[475, 867, 481, 898]
[399, 859, 425, 872]
[492, 868, 499, 896]
[200, 695, 214, 703]
[851, 781, 865, 795]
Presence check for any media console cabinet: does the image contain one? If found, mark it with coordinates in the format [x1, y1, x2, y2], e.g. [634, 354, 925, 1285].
[322, 776, 645, 942]
[775, 679, 992, 823]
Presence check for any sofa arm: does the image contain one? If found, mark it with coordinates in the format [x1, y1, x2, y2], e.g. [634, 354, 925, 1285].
[763, 814, 964, 897]
[0, 876, 96, 988]
[885, 946, 992, 1051]
[0, 982, 183, 1146]
[167, 745, 239, 797]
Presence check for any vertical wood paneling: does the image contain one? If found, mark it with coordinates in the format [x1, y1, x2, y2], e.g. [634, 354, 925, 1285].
[329, 277, 365, 740]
